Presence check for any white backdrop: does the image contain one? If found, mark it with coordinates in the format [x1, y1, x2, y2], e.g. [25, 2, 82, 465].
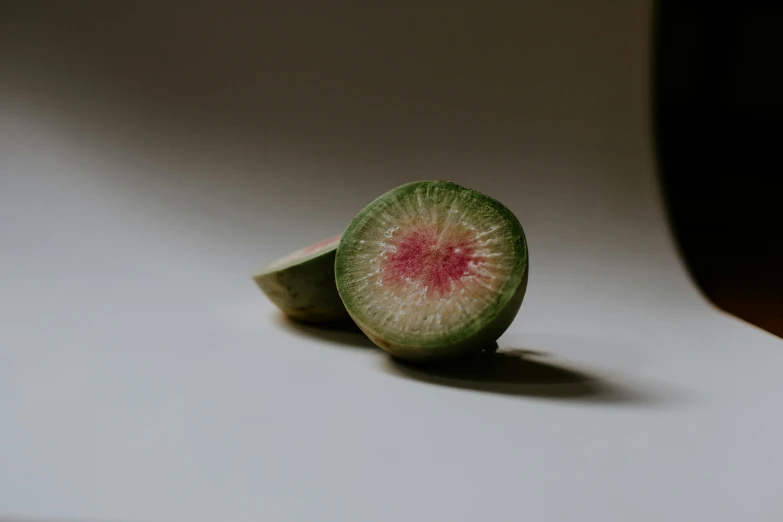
[1, 2, 782, 521]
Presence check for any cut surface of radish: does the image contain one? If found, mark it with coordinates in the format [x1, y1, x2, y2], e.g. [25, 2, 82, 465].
[261, 234, 342, 273]
[254, 234, 348, 323]
[336, 181, 528, 360]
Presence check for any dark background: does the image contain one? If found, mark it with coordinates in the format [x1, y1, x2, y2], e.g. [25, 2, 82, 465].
[656, 0, 783, 336]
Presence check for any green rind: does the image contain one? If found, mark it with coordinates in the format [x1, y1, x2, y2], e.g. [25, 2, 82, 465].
[254, 247, 349, 323]
[335, 181, 529, 361]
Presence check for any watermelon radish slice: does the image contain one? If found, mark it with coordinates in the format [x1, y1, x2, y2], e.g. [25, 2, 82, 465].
[335, 181, 528, 361]
[254, 234, 349, 323]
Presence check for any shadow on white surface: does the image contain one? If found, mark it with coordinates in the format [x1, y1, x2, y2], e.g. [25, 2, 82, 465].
[274, 314, 376, 349]
[383, 348, 667, 405]
[276, 317, 664, 405]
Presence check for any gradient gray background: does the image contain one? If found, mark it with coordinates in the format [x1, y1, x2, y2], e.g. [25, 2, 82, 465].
[1, 2, 782, 521]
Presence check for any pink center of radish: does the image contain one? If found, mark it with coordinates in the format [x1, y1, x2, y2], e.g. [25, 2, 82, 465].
[384, 227, 486, 295]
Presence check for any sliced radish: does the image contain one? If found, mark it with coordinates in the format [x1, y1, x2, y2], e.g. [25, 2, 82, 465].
[336, 181, 528, 360]
[254, 234, 348, 323]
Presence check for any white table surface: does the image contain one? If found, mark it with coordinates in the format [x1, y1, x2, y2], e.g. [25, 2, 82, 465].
[1, 2, 781, 521]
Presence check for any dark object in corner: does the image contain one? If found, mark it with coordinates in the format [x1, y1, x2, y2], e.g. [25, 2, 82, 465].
[655, 1, 783, 336]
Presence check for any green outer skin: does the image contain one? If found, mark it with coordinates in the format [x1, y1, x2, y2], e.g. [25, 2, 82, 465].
[254, 247, 349, 323]
[335, 181, 529, 361]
